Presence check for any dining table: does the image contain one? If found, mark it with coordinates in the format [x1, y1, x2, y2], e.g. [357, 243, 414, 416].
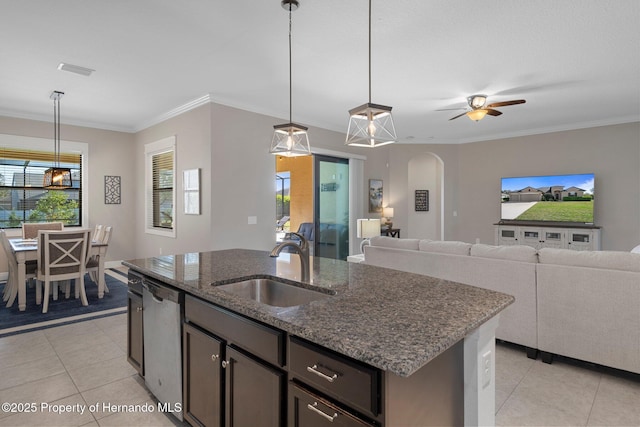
[9, 238, 109, 311]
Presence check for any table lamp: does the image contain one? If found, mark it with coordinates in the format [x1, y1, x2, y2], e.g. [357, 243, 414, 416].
[357, 218, 381, 253]
[382, 207, 394, 229]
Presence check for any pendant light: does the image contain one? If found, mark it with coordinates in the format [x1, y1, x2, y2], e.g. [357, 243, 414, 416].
[269, 0, 311, 157]
[346, 0, 397, 148]
[43, 90, 73, 189]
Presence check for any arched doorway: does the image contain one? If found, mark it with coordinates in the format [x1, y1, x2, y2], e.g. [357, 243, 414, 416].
[407, 153, 444, 240]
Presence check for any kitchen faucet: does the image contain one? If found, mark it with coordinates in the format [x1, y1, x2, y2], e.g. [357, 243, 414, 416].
[270, 232, 310, 282]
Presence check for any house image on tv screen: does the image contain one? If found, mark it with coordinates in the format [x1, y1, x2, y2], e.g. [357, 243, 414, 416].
[506, 185, 586, 202]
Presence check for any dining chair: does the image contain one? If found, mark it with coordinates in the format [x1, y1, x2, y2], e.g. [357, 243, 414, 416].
[86, 226, 112, 294]
[93, 224, 105, 243]
[36, 229, 91, 314]
[22, 222, 64, 239]
[1, 230, 37, 308]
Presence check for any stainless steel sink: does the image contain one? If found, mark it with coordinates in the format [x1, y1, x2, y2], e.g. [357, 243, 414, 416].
[216, 278, 331, 308]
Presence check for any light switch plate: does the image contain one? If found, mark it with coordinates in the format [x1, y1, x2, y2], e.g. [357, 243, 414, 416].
[248, 216, 257, 225]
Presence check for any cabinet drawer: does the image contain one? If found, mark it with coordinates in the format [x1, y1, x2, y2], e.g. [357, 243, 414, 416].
[289, 383, 376, 427]
[185, 295, 285, 367]
[289, 336, 380, 419]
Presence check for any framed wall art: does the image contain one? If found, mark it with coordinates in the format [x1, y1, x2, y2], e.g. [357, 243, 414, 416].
[104, 175, 121, 204]
[415, 189, 429, 211]
[368, 179, 383, 213]
[183, 168, 200, 215]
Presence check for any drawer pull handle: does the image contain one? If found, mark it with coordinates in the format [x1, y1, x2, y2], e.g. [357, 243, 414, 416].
[222, 360, 229, 368]
[211, 354, 219, 362]
[136, 307, 143, 312]
[307, 402, 338, 422]
[307, 364, 338, 383]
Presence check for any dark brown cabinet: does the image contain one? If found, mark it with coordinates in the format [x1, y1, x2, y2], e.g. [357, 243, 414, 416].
[126, 272, 144, 376]
[288, 383, 375, 427]
[225, 347, 284, 427]
[183, 323, 224, 427]
[183, 295, 285, 427]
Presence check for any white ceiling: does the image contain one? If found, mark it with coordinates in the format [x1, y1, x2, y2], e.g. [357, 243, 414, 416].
[1, 0, 639, 144]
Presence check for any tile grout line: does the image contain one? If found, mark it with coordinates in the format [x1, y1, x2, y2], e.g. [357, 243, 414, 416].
[495, 351, 538, 417]
[584, 373, 603, 427]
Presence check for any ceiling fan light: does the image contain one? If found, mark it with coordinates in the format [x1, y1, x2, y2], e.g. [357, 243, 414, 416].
[467, 109, 488, 121]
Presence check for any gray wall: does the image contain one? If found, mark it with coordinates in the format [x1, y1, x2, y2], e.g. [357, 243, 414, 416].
[385, 122, 640, 251]
[0, 115, 136, 269]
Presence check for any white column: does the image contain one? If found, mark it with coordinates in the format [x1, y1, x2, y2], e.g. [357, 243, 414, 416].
[464, 315, 500, 427]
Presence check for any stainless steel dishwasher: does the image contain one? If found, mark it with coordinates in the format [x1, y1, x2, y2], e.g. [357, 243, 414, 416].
[142, 276, 184, 421]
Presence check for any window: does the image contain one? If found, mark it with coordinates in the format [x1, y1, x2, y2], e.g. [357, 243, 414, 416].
[0, 136, 85, 229]
[146, 136, 176, 237]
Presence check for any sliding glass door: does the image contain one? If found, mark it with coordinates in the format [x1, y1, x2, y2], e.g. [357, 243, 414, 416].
[314, 155, 349, 260]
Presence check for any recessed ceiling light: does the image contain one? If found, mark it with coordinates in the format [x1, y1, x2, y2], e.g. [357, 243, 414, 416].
[57, 62, 95, 77]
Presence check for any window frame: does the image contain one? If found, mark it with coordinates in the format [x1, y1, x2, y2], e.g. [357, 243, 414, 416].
[145, 136, 176, 238]
[0, 134, 88, 234]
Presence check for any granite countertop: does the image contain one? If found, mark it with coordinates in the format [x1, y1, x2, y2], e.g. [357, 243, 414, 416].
[123, 248, 514, 377]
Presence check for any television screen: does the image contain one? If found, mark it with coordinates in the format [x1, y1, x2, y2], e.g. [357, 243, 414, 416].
[501, 173, 595, 223]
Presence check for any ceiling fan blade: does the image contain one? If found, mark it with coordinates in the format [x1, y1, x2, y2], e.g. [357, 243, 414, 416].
[486, 99, 526, 108]
[449, 112, 468, 121]
[486, 109, 503, 116]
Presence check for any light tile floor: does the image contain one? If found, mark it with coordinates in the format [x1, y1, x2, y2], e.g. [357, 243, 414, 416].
[0, 314, 638, 426]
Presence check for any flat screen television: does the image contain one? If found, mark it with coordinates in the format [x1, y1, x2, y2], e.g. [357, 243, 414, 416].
[500, 173, 595, 224]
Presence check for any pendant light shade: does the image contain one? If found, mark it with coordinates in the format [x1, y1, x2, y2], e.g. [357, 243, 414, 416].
[43, 91, 73, 190]
[270, 0, 311, 157]
[346, 0, 397, 148]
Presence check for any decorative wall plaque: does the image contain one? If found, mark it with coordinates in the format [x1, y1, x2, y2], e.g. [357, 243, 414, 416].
[104, 176, 121, 204]
[415, 189, 429, 211]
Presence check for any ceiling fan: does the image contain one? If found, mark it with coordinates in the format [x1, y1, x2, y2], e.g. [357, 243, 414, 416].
[446, 95, 526, 121]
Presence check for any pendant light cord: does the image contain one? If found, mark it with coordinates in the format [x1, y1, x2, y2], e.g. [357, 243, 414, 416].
[53, 95, 60, 168]
[288, 4, 293, 124]
[368, 0, 372, 104]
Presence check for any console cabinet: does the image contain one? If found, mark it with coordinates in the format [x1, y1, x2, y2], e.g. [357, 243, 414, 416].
[495, 224, 601, 250]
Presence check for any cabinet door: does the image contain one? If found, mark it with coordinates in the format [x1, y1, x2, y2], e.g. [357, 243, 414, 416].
[541, 229, 565, 249]
[567, 230, 594, 251]
[225, 347, 284, 427]
[127, 291, 144, 375]
[288, 383, 375, 427]
[519, 228, 542, 248]
[183, 323, 224, 427]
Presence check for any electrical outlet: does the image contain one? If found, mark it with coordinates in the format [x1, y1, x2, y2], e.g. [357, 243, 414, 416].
[482, 350, 492, 389]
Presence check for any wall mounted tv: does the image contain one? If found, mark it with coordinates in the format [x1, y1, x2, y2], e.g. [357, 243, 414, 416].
[500, 173, 595, 224]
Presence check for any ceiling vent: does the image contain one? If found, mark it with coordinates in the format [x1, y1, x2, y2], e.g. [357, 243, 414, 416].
[57, 62, 95, 77]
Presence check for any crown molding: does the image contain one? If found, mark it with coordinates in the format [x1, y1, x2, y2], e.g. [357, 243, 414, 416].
[134, 94, 213, 132]
[456, 115, 640, 144]
[0, 109, 135, 133]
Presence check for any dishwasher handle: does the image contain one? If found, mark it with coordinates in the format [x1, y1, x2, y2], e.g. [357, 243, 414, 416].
[142, 278, 183, 304]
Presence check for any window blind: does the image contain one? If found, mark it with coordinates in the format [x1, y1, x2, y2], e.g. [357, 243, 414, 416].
[151, 150, 174, 229]
[0, 147, 82, 228]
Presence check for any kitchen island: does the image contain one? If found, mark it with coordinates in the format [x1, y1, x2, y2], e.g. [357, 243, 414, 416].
[124, 249, 514, 426]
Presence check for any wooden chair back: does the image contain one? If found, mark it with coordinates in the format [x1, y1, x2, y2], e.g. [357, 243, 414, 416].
[22, 222, 64, 239]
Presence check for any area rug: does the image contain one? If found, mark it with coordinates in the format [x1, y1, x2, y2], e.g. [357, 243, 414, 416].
[0, 269, 128, 338]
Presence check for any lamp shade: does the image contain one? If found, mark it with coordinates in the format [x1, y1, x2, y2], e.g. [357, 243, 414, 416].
[357, 218, 381, 239]
[383, 207, 394, 219]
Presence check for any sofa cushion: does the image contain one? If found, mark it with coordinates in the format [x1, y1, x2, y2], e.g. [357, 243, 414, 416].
[538, 248, 640, 272]
[471, 244, 538, 263]
[369, 236, 420, 251]
[419, 240, 471, 256]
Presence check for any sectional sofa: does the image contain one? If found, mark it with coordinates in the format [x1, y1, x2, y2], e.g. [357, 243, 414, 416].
[362, 236, 640, 374]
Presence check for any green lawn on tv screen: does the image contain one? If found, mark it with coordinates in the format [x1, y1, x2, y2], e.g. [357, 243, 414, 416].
[516, 201, 594, 222]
